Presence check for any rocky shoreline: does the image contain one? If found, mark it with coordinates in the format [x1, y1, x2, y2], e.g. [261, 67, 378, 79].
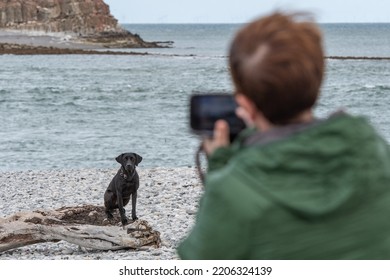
[0, 0, 171, 54]
[0, 167, 204, 260]
[0, 29, 172, 55]
[0, 32, 173, 55]
[0, 42, 151, 55]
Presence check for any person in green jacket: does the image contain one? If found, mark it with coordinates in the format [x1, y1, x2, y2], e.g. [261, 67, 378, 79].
[177, 11, 390, 259]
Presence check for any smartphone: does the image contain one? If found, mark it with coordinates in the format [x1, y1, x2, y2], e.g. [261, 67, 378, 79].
[190, 93, 246, 141]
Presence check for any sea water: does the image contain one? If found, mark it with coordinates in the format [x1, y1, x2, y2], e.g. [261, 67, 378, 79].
[0, 23, 390, 171]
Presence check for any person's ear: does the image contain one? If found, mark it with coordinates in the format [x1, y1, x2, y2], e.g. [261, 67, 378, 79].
[235, 94, 258, 126]
[235, 93, 273, 132]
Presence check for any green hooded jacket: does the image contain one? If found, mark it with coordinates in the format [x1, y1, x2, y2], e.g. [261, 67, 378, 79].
[178, 113, 390, 259]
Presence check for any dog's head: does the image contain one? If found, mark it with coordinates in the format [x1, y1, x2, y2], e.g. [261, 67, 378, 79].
[116, 153, 143, 174]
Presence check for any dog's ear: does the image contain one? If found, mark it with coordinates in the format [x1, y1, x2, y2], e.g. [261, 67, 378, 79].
[115, 154, 124, 164]
[134, 153, 143, 166]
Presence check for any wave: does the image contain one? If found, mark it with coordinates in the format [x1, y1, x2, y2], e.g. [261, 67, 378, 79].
[360, 84, 390, 91]
[27, 86, 66, 95]
[366, 85, 390, 92]
[63, 101, 78, 107]
[346, 84, 390, 94]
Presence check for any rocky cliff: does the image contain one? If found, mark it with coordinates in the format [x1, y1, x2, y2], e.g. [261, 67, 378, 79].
[0, 0, 161, 48]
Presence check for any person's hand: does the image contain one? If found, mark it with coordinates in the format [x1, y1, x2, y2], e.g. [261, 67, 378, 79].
[202, 120, 230, 156]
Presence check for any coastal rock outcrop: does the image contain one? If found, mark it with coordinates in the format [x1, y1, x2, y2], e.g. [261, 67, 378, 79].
[0, 0, 161, 48]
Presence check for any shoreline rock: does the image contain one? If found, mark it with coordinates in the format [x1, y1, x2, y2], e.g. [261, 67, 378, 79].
[0, 42, 152, 55]
[0, 0, 171, 50]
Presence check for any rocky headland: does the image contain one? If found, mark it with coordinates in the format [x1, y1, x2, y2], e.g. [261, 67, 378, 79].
[0, 0, 169, 54]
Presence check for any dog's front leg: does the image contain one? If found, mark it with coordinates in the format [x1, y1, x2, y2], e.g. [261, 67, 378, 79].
[131, 191, 138, 220]
[116, 190, 128, 226]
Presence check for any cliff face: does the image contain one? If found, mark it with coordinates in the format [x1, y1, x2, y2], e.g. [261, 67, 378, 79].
[0, 0, 161, 48]
[0, 0, 121, 35]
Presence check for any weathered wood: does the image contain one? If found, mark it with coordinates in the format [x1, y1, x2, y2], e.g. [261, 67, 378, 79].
[0, 205, 160, 253]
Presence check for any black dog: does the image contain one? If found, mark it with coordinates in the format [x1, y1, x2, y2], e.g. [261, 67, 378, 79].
[104, 152, 142, 226]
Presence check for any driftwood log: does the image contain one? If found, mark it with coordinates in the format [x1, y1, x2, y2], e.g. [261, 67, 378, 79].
[0, 205, 160, 253]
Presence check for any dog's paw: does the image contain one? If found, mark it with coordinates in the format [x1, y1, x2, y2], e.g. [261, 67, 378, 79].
[105, 210, 114, 220]
[121, 217, 129, 226]
[132, 215, 138, 221]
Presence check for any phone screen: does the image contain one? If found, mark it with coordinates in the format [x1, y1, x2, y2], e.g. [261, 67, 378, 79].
[190, 94, 246, 138]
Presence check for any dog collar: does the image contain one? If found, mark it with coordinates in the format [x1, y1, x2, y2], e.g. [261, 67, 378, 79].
[120, 167, 128, 180]
[120, 167, 136, 181]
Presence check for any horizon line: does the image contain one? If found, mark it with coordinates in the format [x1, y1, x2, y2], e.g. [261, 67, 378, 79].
[119, 21, 390, 25]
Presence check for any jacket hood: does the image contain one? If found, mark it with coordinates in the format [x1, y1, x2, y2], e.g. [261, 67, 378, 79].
[232, 113, 390, 219]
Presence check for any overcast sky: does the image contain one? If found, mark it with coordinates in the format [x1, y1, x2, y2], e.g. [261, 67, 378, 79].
[104, 0, 390, 24]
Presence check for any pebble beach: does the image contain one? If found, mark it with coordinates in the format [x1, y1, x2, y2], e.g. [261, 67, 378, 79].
[0, 167, 204, 260]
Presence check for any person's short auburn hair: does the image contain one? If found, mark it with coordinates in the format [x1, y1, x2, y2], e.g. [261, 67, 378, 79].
[229, 12, 325, 124]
